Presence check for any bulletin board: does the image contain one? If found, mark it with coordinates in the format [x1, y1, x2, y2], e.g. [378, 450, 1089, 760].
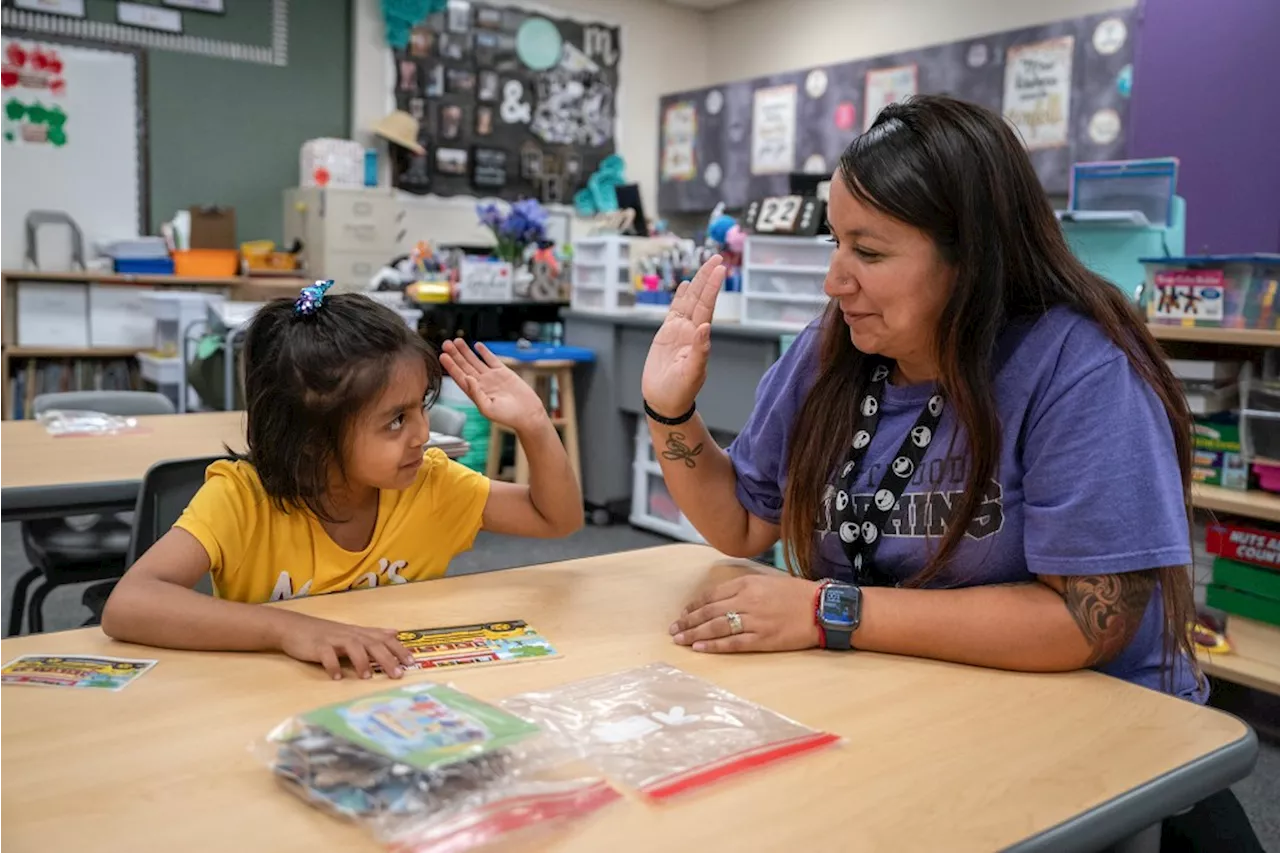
[657, 8, 1135, 214]
[390, 2, 620, 205]
[0, 33, 146, 268]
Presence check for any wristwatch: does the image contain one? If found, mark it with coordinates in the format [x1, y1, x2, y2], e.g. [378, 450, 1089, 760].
[815, 580, 862, 650]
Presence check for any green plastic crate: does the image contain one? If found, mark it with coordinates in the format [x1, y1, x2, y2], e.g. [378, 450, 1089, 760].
[1207, 584, 1280, 627]
[1212, 557, 1280, 602]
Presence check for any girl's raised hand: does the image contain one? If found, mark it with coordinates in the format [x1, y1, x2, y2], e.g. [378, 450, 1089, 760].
[440, 339, 548, 434]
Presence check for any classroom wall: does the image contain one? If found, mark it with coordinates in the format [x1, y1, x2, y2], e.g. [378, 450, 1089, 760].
[145, 0, 351, 245]
[702, 0, 1136, 84]
[1129, 0, 1280, 254]
[349, 0, 711, 219]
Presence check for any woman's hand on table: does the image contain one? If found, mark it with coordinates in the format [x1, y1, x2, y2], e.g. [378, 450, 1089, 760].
[641, 255, 725, 418]
[276, 613, 416, 680]
[670, 574, 822, 653]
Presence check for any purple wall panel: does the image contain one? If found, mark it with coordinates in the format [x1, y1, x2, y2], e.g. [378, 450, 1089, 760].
[1130, 0, 1280, 253]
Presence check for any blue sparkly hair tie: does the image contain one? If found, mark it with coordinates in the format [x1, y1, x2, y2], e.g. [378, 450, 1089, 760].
[294, 280, 334, 317]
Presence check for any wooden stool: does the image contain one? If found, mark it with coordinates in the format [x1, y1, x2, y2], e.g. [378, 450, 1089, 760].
[485, 358, 581, 486]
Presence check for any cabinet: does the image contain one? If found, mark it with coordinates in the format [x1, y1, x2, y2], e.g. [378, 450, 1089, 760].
[283, 188, 402, 292]
[741, 235, 832, 328]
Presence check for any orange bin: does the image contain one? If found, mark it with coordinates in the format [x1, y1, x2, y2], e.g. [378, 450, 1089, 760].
[173, 249, 239, 277]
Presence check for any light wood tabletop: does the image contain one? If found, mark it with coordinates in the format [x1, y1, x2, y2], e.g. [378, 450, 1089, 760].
[1, 412, 469, 515]
[1, 411, 248, 491]
[0, 545, 1254, 853]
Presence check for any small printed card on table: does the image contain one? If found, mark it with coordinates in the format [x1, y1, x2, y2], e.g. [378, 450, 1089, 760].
[376, 620, 560, 673]
[1, 654, 157, 691]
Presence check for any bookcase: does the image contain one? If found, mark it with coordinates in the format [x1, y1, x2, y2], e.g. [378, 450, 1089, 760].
[0, 268, 307, 417]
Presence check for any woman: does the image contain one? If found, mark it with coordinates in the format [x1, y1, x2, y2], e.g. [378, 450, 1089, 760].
[642, 96, 1260, 850]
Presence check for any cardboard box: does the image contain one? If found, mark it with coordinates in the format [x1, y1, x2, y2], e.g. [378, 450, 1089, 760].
[1193, 418, 1242, 453]
[89, 284, 154, 348]
[456, 259, 513, 303]
[1192, 448, 1248, 489]
[1205, 521, 1280, 569]
[16, 282, 89, 347]
[189, 206, 236, 249]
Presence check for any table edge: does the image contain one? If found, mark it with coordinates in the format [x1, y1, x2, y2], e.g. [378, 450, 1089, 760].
[1, 479, 140, 518]
[1005, 715, 1258, 853]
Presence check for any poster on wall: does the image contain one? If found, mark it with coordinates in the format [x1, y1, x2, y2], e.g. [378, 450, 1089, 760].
[750, 84, 796, 176]
[391, 2, 620, 203]
[1, 40, 69, 146]
[661, 101, 697, 181]
[658, 7, 1134, 214]
[863, 64, 917, 132]
[1002, 36, 1074, 150]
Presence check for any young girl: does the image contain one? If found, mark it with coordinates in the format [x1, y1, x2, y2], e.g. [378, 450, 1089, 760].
[102, 281, 582, 680]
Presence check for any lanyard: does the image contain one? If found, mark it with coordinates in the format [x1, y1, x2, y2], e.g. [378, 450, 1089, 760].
[833, 359, 945, 586]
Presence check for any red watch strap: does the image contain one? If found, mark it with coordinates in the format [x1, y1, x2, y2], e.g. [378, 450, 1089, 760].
[814, 580, 831, 649]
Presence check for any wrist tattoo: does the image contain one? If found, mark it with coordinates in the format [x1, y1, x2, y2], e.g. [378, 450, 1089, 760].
[661, 432, 703, 469]
[1058, 571, 1157, 666]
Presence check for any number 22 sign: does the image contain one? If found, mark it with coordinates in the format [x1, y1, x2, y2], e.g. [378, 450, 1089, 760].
[745, 195, 823, 236]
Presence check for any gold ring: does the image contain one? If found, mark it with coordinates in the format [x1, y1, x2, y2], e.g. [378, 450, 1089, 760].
[726, 611, 744, 635]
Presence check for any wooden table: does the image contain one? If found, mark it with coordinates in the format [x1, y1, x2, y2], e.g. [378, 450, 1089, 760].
[1, 412, 467, 520]
[0, 545, 1256, 853]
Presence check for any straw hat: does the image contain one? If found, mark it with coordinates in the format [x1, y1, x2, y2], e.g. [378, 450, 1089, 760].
[373, 110, 425, 155]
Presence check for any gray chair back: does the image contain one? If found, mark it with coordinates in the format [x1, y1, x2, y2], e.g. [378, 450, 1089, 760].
[33, 391, 176, 418]
[429, 403, 466, 437]
[127, 455, 226, 564]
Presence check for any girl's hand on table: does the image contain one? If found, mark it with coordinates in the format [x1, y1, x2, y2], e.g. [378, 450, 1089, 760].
[277, 613, 416, 680]
[670, 574, 823, 653]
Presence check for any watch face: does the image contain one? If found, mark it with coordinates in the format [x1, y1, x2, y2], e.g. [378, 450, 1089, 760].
[821, 586, 858, 629]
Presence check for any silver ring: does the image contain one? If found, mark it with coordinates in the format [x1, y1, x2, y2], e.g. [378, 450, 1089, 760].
[726, 611, 744, 635]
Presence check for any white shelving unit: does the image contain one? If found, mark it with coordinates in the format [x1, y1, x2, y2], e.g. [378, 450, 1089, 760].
[630, 419, 706, 544]
[741, 235, 832, 328]
[571, 235, 636, 312]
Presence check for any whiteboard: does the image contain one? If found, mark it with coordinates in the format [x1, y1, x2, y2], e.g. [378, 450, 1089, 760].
[1, 35, 143, 269]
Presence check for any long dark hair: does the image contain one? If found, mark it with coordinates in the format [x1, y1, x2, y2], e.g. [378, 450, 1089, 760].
[240, 293, 441, 521]
[780, 95, 1196, 680]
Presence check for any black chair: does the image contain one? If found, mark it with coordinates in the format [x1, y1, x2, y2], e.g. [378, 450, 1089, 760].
[78, 454, 227, 623]
[8, 391, 176, 636]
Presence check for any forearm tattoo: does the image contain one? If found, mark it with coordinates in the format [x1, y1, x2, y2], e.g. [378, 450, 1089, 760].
[1059, 572, 1157, 666]
[661, 432, 703, 469]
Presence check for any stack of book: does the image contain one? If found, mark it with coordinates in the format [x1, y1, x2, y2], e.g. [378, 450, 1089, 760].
[1193, 416, 1247, 490]
[9, 358, 140, 420]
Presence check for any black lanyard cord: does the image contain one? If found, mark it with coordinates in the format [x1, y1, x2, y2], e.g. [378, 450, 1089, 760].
[833, 358, 945, 586]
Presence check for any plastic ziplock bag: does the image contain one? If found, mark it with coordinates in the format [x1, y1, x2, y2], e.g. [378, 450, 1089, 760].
[257, 682, 620, 853]
[500, 662, 840, 800]
[37, 409, 141, 437]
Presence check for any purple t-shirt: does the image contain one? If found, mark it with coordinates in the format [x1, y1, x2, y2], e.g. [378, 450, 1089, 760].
[729, 307, 1202, 700]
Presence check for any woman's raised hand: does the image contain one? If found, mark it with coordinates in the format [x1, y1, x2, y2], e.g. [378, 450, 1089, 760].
[640, 255, 726, 418]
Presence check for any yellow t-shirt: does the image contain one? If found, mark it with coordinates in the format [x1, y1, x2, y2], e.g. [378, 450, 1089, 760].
[174, 449, 490, 603]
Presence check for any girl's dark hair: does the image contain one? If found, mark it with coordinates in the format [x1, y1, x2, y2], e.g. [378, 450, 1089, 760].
[781, 95, 1197, 685]
[239, 293, 440, 521]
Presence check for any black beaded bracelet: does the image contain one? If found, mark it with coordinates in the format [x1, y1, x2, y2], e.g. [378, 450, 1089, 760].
[644, 399, 697, 426]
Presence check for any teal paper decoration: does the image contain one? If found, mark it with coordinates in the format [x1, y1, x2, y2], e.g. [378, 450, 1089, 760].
[382, 0, 446, 50]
